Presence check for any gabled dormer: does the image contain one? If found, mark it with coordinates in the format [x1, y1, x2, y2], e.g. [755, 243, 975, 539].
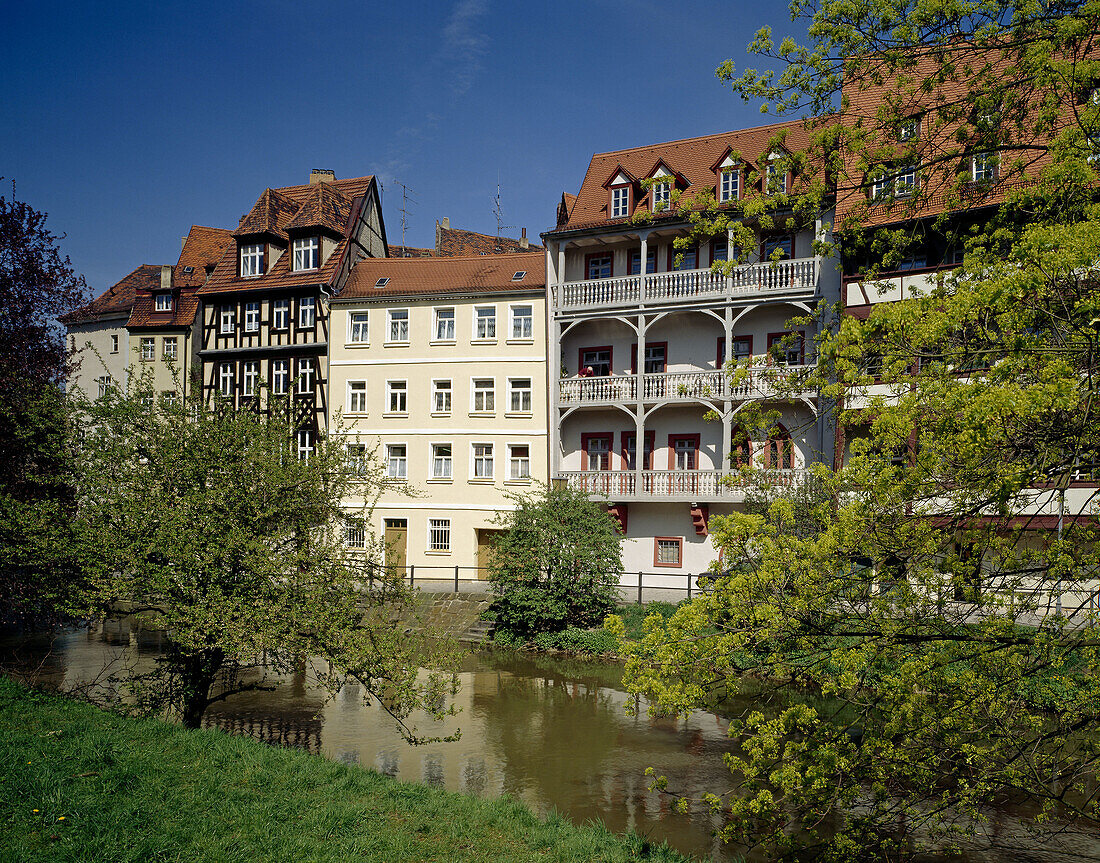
[603, 165, 637, 220]
[763, 148, 791, 196]
[283, 181, 353, 272]
[645, 160, 685, 213]
[231, 187, 299, 278]
[711, 148, 743, 203]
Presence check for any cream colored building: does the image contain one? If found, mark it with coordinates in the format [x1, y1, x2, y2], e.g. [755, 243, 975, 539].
[327, 252, 548, 578]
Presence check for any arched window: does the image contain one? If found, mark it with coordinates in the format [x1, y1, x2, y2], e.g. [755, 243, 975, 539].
[730, 426, 752, 469]
[765, 425, 795, 470]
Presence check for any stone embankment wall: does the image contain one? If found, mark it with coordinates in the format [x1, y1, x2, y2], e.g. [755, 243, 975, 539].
[390, 592, 495, 644]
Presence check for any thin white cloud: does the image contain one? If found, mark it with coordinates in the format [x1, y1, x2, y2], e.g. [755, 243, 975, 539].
[442, 0, 489, 96]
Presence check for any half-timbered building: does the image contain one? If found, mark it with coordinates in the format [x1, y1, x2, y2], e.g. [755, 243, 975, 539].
[195, 171, 388, 455]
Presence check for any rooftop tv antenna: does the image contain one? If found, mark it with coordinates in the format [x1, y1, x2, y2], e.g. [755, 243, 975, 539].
[493, 180, 514, 250]
[394, 179, 417, 256]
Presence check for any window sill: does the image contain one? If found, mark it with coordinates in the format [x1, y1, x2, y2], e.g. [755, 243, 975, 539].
[505, 338, 535, 345]
[469, 412, 496, 418]
[504, 478, 532, 485]
[471, 338, 498, 345]
[425, 550, 452, 556]
[653, 563, 683, 569]
[382, 476, 408, 484]
[430, 411, 452, 419]
[469, 478, 495, 484]
[426, 478, 453, 484]
[504, 411, 533, 419]
[429, 339, 457, 347]
[345, 342, 371, 348]
[382, 412, 408, 419]
[343, 412, 368, 419]
[384, 341, 410, 348]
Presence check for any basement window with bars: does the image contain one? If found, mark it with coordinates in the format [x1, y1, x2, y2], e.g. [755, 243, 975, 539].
[428, 519, 451, 552]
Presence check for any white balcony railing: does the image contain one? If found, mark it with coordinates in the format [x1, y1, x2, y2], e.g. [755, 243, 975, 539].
[557, 468, 810, 500]
[554, 259, 819, 311]
[558, 366, 815, 406]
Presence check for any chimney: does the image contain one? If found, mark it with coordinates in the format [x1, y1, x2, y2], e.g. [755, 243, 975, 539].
[160, 265, 172, 290]
[310, 168, 336, 184]
[180, 236, 187, 250]
[441, 217, 450, 229]
[520, 227, 528, 249]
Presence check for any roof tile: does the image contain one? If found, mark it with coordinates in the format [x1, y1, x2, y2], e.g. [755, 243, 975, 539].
[339, 251, 545, 299]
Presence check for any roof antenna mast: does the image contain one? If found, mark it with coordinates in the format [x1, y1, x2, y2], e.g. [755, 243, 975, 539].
[493, 179, 514, 253]
[394, 179, 416, 257]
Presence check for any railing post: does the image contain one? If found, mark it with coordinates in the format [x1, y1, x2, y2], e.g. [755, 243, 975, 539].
[455, 565, 460, 592]
[687, 573, 692, 600]
[638, 571, 643, 605]
[409, 565, 414, 589]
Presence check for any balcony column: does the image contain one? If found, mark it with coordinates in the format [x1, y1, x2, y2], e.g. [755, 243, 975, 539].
[726, 225, 735, 297]
[721, 412, 733, 475]
[549, 310, 563, 485]
[722, 305, 734, 473]
[635, 312, 646, 493]
[634, 412, 645, 494]
[638, 232, 649, 303]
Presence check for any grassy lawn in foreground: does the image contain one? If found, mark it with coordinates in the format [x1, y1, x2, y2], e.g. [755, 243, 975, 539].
[0, 678, 695, 863]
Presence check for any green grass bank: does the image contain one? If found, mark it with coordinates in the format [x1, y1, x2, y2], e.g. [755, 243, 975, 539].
[0, 678, 695, 863]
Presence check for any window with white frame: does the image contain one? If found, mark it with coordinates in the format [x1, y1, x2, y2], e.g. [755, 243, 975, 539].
[348, 312, 369, 344]
[97, 375, 113, 398]
[219, 305, 235, 334]
[431, 444, 452, 479]
[140, 392, 155, 408]
[154, 293, 172, 312]
[472, 443, 494, 479]
[508, 444, 531, 480]
[428, 518, 451, 552]
[272, 299, 290, 330]
[242, 361, 259, 397]
[297, 358, 315, 395]
[510, 304, 533, 339]
[432, 379, 451, 413]
[472, 378, 495, 412]
[299, 296, 316, 329]
[271, 359, 288, 395]
[765, 160, 786, 195]
[719, 167, 739, 202]
[292, 236, 319, 271]
[508, 378, 532, 413]
[140, 337, 155, 361]
[388, 309, 409, 342]
[971, 151, 997, 182]
[240, 243, 263, 277]
[474, 306, 496, 339]
[344, 517, 366, 549]
[297, 429, 314, 461]
[218, 363, 234, 397]
[651, 179, 670, 211]
[161, 390, 178, 408]
[110, 335, 119, 354]
[387, 380, 407, 413]
[434, 307, 455, 341]
[346, 443, 367, 475]
[898, 117, 920, 141]
[347, 380, 367, 414]
[386, 444, 407, 480]
[244, 301, 260, 332]
[610, 186, 629, 218]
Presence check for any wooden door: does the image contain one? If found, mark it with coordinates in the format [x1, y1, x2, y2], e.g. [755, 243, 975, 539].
[384, 519, 407, 576]
[476, 529, 502, 580]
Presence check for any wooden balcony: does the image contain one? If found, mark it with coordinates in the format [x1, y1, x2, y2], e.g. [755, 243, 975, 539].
[553, 258, 819, 312]
[557, 366, 815, 407]
[556, 468, 811, 502]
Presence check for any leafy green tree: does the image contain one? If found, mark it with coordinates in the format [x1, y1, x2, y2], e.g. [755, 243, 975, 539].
[488, 483, 623, 641]
[0, 185, 90, 625]
[618, 2, 1100, 859]
[72, 379, 458, 735]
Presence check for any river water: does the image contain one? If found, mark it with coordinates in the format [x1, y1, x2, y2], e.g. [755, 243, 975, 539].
[4, 620, 1100, 862]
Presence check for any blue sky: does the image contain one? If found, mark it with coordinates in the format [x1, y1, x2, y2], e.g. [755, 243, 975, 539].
[2, 1, 803, 293]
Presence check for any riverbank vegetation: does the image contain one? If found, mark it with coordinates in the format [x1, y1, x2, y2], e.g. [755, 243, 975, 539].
[0, 677, 694, 863]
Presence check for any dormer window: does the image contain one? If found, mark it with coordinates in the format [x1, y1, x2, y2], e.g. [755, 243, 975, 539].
[610, 186, 630, 218]
[240, 243, 263, 278]
[651, 180, 670, 212]
[292, 236, 319, 271]
[765, 156, 787, 195]
[720, 167, 739, 202]
[154, 293, 172, 312]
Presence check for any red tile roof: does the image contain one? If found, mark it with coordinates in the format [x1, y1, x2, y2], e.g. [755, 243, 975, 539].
[283, 182, 352, 236]
[127, 285, 202, 330]
[61, 265, 162, 325]
[550, 120, 813, 233]
[200, 176, 377, 296]
[339, 251, 545, 299]
[436, 224, 542, 256]
[174, 225, 233, 288]
[388, 244, 435, 258]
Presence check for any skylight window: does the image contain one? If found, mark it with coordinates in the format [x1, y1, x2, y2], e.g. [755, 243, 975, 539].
[511, 271, 526, 281]
[182, 266, 194, 274]
[375, 277, 390, 288]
